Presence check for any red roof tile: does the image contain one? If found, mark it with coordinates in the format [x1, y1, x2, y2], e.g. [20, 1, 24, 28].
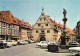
[0, 11, 31, 29]
[73, 28, 76, 34]
[47, 15, 74, 35]
[66, 27, 75, 35]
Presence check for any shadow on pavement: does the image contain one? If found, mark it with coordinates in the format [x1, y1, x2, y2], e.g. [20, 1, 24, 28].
[44, 49, 71, 53]
[67, 55, 77, 56]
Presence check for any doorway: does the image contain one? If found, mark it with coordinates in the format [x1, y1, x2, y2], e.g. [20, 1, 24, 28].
[40, 36, 46, 41]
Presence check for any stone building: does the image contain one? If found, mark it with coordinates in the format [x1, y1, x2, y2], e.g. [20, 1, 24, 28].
[0, 11, 31, 41]
[76, 20, 80, 38]
[18, 21, 31, 40]
[32, 8, 74, 42]
[32, 8, 60, 42]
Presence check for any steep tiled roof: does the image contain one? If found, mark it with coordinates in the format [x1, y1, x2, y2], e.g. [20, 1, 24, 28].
[73, 28, 76, 34]
[46, 15, 74, 35]
[66, 27, 75, 35]
[47, 16, 57, 26]
[0, 11, 13, 24]
[0, 11, 31, 29]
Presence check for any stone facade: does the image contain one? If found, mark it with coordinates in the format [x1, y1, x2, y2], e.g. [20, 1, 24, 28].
[19, 27, 30, 40]
[76, 20, 80, 38]
[32, 8, 59, 42]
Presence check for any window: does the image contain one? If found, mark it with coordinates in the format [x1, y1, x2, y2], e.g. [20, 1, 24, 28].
[45, 24, 48, 26]
[14, 30, 15, 34]
[0, 22, 1, 27]
[79, 26, 80, 29]
[2, 22, 5, 27]
[38, 24, 41, 26]
[0, 13, 2, 16]
[36, 30, 38, 33]
[41, 30, 44, 33]
[44, 18, 45, 21]
[14, 20, 16, 23]
[42, 26, 44, 28]
[42, 14, 44, 16]
[0, 29, 1, 34]
[40, 18, 42, 21]
[55, 37, 57, 40]
[47, 30, 50, 33]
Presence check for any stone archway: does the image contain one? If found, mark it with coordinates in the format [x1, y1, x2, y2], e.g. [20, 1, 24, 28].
[40, 36, 46, 41]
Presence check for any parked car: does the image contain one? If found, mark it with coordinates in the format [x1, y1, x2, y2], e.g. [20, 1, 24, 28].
[69, 41, 79, 45]
[36, 41, 48, 47]
[69, 47, 80, 56]
[0, 40, 7, 48]
[40, 41, 57, 48]
[29, 40, 35, 43]
[25, 41, 28, 44]
[6, 41, 12, 48]
[36, 41, 55, 48]
[25, 40, 35, 44]
[18, 40, 27, 45]
[8, 40, 17, 46]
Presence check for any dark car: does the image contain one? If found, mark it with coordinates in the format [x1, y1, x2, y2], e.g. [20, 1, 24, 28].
[0, 40, 7, 48]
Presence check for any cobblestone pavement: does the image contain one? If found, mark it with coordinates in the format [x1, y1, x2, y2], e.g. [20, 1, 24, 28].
[0, 43, 75, 56]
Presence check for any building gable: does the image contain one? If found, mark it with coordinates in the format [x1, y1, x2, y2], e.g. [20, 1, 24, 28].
[32, 9, 53, 29]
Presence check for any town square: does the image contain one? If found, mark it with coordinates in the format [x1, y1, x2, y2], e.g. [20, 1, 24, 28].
[0, 0, 80, 56]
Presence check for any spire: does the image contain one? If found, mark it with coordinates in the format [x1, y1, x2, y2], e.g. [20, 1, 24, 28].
[42, 7, 44, 11]
[41, 7, 45, 16]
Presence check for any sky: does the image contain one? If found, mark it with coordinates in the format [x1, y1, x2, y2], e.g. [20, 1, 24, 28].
[0, 0, 80, 30]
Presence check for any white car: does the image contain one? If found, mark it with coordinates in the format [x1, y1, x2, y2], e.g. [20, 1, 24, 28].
[69, 41, 79, 45]
[40, 41, 57, 48]
[9, 40, 17, 46]
[36, 41, 48, 47]
[36, 41, 55, 48]
[18, 40, 27, 45]
[69, 47, 80, 55]
[6, 41, 12, 47]
[25, 41, 28, 44]
[29, 40, 35, 43]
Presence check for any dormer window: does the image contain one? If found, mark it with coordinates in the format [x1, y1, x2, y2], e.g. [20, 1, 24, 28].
[14, 20, 16, 23]
[0, 13, 2, 16]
